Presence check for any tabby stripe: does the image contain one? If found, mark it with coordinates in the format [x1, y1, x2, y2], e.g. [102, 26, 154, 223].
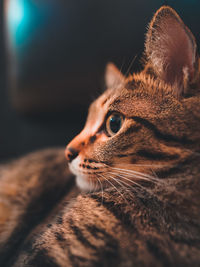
[85, 224, 120, 266]
[89, 135, 96, 144]
[89, 194, 135, 230]
[86, 224, 113, 240]
[86, 224, 120, 250]
[0, 176, 75, 267]
[66, 246, 88, 266]
[120, 144, 132, 151]
[117, 153, 135, 158]
[156, 167, 181, 178]
[169, 231, 200, 246]
[146, 240, 171, 267]
[69, 219, 97, 250]
[156, 155, 197, 178]
[123, 125, 142, 136]
[54, 232, 65, 242]
[90, 192, 164, 231]
[28, 249, 60, 267]
[56, 216, 63, 225]
[86, 158, 111, 165]
[112, 98, 122, 106]
[88, 226, 118, 246]
[18, 239, 36, 257]
[117, 149, 179, 160]
[136, 149, 179, 160]
[131, 116, 193, 144]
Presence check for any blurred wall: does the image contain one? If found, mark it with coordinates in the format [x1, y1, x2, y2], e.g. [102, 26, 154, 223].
[0, 0, 200, 162]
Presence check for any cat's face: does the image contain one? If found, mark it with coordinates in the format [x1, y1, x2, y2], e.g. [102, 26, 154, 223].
[65, 6, 200, 191]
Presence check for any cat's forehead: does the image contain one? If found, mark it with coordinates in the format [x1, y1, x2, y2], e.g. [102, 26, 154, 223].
[92, 76, 162, 107]
[90, 87, 124, 111]
[88, 75, 174, 120]
[86, 87, 125, 126]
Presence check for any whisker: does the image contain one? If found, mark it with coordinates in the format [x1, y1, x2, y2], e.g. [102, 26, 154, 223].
[99, 162, 181, 182]
[106, 174, 136, 201]
[150, 167, 159, 179]
[110, 167, 164, 183]
[105, 173, 134, 193]
[96, 176, 104, 205]
[100, 162, 173, 181]
[119, 57, 126, 74]
[89, 177, 93, 194]
[97, 173, 129, 204]
[112, 170, 157, 182]
[116, 168, 188, 181]
[183, 149, 200, 157]
[95, 177, 99, 191]
[108, 171, 160, 192]
[108, 174, 140, 203]
[125, 55, 137, 77]
[112, 167, 188, 181]
[111, 166, 156, 178]
[117, 177, 141, 189]
[117, 178, 160, 198]
[108, 171, 151, 187]
[107, 172, 163, 197]
[104, 172, 160, 199]
[101, 162, 170, 169]
[116, 163, 170, 168]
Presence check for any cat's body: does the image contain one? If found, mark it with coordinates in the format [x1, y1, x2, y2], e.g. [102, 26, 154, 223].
[0, 6, 200, 267]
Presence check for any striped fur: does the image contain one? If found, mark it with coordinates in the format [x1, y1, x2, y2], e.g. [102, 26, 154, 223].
[1, 6, 200, 267]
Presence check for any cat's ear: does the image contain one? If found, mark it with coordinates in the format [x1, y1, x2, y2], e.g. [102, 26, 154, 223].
[145, 6, 199, 97]
[105, 63, 125, 88]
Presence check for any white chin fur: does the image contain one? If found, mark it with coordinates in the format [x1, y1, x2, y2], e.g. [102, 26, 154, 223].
[76, 176, 91, 191]
[76, 175, 100, 192]
[69, 158, 100, 192]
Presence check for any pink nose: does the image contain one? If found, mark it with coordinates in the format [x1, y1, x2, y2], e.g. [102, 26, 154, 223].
[65, 147, 79, 163]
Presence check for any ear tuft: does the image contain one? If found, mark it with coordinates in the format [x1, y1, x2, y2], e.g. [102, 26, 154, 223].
[105, 63, 125, 88]
[145, 6, 199, 97]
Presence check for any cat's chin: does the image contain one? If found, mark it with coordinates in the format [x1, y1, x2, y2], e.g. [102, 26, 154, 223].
[76, 175, 100, 192]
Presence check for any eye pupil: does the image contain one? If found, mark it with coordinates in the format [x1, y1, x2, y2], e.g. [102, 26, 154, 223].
[109, 115, 122, 134]
[106, 113, 123, 136]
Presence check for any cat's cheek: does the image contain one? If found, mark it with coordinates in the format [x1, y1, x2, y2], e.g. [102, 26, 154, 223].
[97, 133, 108, 142]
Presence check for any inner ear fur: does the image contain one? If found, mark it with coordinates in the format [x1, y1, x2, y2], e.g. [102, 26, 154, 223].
[145, 6, 199, 98]
[105, 63, 125, 89]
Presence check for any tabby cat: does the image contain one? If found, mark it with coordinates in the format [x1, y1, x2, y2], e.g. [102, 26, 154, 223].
[0, 6, 200, 267]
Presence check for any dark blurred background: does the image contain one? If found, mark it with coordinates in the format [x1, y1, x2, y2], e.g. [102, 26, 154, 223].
[0, 0, 199, 162]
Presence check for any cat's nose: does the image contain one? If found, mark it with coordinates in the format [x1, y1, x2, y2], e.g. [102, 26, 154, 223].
[65, 147, 79, 163]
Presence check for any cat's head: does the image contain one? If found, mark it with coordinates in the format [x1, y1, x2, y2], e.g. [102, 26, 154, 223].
[65, 6, 200, 191]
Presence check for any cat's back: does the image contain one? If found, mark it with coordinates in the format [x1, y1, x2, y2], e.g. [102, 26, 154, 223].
[0, 148, 77, 266]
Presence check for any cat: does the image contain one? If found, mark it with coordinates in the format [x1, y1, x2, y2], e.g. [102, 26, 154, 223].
[0, 5, 200, 267]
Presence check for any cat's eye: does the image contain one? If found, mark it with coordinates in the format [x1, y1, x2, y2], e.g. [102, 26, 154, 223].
[106, 113, 123, 136]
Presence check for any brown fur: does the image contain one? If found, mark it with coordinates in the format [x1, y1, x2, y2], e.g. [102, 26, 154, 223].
[0, 6, 200, 267]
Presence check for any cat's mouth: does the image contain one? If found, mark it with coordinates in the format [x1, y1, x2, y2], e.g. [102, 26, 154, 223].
[69, 155, 161, 193]
[68, 157, 107, 192]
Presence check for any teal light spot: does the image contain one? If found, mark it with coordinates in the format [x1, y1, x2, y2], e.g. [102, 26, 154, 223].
[8, 0, 24, 24]
[7, 0, 29, 46]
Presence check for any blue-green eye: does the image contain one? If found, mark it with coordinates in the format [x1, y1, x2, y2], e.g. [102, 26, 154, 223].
[106, 113, 123, 136]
